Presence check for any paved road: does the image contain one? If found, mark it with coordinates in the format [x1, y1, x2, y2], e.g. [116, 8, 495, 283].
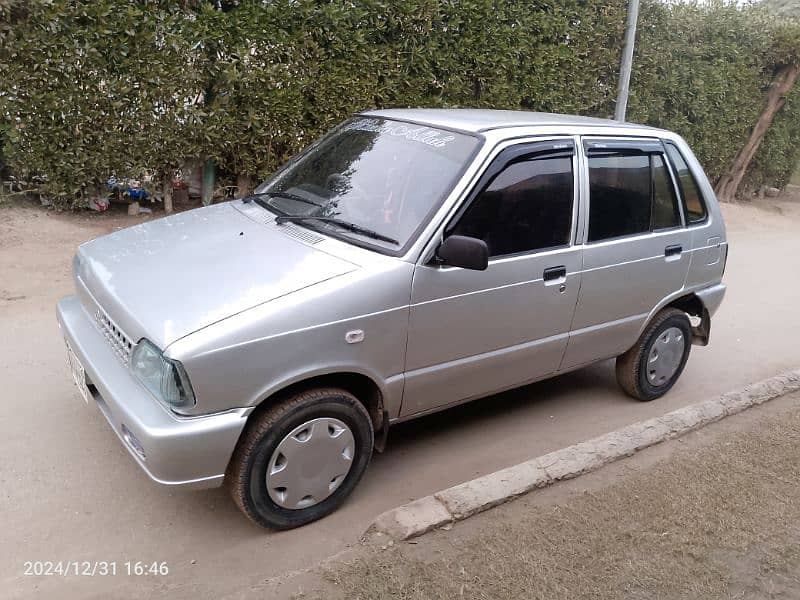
[2, 199, 799, 599]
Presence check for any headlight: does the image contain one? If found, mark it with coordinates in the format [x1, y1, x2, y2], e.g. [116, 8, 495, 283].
[130, 339, 196, 413]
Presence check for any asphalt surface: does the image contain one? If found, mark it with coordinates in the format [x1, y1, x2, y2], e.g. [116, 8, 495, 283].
[2, 198, 799, 599]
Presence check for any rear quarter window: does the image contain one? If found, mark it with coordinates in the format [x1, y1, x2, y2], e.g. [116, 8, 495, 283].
[664, 142, 708, 224]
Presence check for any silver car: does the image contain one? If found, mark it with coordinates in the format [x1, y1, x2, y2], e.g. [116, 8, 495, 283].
[57, 109, 727, 529]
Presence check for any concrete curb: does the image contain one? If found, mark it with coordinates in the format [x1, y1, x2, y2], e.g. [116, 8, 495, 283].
[366, 369, 800, 541]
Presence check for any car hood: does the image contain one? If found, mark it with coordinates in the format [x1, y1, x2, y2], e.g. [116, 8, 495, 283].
[75, 202, 358, 349]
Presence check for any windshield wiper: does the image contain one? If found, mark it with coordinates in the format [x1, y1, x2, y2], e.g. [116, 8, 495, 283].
[243, 191, 323, 210]
[275, 215, 399, 245]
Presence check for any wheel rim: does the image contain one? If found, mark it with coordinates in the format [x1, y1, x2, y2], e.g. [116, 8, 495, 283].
[266, 417, 355, 510]
[646, 326, 685, 386]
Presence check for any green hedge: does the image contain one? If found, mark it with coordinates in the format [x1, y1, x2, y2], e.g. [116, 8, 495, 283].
[0, 1, 205, 201]
[630, 1, 800, 192]
[1, 0, 798, 208]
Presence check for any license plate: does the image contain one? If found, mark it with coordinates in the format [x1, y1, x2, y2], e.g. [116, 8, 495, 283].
[65, 341, 91, 405]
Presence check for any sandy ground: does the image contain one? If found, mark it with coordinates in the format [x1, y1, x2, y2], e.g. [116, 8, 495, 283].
[306, 390, 800, 600]
[1, 195, 799, 599]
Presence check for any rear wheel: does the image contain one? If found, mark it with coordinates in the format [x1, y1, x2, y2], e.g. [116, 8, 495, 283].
[226, 387, 374, 530]
[616, 308, 692, 401]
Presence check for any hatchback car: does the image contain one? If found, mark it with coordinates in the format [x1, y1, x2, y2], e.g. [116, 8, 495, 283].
[57, 109, 727, 529]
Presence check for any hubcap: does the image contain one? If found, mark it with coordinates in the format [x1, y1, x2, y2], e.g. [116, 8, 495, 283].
[266, 417, 355, 510]
[646, 326, 685, 386]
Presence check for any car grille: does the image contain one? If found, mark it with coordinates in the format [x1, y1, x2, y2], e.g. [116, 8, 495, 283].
[94, 306, 134, 365]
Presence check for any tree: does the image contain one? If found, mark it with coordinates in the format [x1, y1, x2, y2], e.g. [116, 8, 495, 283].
[715, 5, 800, 201]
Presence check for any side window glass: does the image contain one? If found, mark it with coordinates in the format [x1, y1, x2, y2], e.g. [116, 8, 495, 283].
[451, 154, 574, 257]
[665, 142, 708, 224]
[652, 154, 681, 230]
[587, 154, 651, 242]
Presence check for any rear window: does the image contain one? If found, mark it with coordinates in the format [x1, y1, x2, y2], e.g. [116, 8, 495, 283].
[664, 142, 708, 224]
[587, 154, 651, 241]
[586, 150, 682, 242]
[652, 154, 681, 230]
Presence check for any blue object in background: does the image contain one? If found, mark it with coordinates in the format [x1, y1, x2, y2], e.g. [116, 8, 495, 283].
[107, 176, 149, 201]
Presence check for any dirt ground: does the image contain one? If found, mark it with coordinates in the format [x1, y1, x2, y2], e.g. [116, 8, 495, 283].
[302, 391, 800, 600]
[1, 193, 800, 599]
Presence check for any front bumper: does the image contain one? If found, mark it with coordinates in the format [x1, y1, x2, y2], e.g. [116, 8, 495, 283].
[56, 295, 248, 488]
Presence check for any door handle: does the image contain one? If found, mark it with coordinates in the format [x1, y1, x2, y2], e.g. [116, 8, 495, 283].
[543, 265, 567, 282]
[665, 245, 683, 257]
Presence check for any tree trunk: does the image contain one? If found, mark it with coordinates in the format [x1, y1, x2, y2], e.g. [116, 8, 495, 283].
[715, 63, 800, 203]
[162, 172, 173, 214]
[236, 172, 253, 198]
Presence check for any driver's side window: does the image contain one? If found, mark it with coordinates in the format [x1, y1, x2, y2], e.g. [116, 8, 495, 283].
[450, 152, 574, 258]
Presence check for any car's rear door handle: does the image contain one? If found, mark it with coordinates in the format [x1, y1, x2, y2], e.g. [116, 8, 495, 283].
[543, 265, 567, 282]
[665, 245, 683, 257]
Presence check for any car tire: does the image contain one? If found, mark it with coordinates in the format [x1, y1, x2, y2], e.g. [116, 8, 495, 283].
[226, 387, 374, 530]
[616, 308, 692, 402]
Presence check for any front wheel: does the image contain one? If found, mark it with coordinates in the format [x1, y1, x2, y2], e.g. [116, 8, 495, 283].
[226, 388, 374, 530]
[616, 308, 692, 401]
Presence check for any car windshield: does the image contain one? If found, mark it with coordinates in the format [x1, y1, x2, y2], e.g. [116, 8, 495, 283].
[253, 117, 480, 251]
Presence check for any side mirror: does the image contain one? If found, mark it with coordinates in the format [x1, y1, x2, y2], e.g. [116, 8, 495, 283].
[436, 235, 489, 271]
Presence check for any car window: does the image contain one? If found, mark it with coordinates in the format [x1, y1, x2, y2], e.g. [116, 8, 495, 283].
[254, 117, 480, 252]
[652, 154, 681, 230]
[587, 152, 683, 242]
[587, 154, 651, 242]
[664, 142, 708, 224]
[451, 155, 574, 257]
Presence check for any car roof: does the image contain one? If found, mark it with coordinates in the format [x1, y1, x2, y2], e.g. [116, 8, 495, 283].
[361, 108, 660, 135]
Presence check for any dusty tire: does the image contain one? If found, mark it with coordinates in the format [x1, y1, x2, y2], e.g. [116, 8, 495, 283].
[616, 308, 692, 401]
[226, 388, 373, 530]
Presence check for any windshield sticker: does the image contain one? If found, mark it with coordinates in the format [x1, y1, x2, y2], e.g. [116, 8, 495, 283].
[342, 118, 383, 133]
[343, 118, 457, 148]
[387, 124, 456, 148]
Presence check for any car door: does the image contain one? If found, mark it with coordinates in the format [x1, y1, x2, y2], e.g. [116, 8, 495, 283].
[561, 137, 692, 369]
[401, 138, 582, 417]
